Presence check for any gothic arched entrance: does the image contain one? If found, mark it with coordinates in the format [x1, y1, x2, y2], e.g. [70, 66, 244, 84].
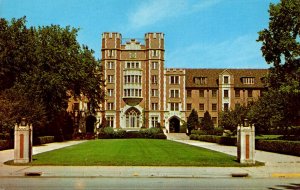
[125, 107, 141, 128]
[86, 115, 96, 133]
[169, 117, 180, 133]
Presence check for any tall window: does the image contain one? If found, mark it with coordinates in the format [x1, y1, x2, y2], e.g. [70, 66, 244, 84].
[107, 62, 114, 69]
[224, 76, 229, 84]
[248, 89, 253, 97]
[152, 62, 158, 69]
[199, 89, 204, 97]
[151, 103, 158, 110]
[106, 116, 114, 128]
[170, 89, 179, 98]
[152, 50, 159, 57]
[107, 103, 114, 110]
[187, 103, 192, 110]
[151, 89, 159, 97]
[170, 76, 179, 84]
[151, 116, 159, 128]
[212, 89, 217, 98]
[107, 89, 114, 97]
[187, 90, 192, 98]
[107, 75, 114, 83]
[126, 108, 140, 128]
[151, 75, 158, 84]
[212, 103, 217, 111]
[199, 103, 204, 111]
[224, 103, 229, 111]
[170, 103, 179, 111]
[235, 89, 240, 98]
[224, 90, 229, 98]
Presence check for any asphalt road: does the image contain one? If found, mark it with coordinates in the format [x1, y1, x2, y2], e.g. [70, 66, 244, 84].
[0, 177, 299, 190]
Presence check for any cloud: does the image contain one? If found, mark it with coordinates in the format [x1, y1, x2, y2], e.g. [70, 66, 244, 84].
[126, 0, 222, 29]
[166, 35, 268, 68]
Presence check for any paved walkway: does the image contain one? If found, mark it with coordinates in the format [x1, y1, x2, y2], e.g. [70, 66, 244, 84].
[0, 136, 299, 178]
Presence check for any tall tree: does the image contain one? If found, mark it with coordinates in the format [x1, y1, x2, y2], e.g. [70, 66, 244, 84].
[257, 0, 300, 93]
[187, 109, 199, 135]
[200, 111, 214, 132]
[0, 17, 105, 134]
[256, 0, 300, 134]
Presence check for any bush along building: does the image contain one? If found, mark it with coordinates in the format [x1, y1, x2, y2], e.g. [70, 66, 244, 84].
[68, 32, 268, 133]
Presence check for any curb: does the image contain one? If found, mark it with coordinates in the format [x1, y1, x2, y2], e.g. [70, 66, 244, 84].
[271, 173, 300, 178]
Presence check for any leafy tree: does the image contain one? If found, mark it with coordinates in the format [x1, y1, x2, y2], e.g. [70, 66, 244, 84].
[248, 90, 299, 135]
[257, 0, 300, 93]
[187, 109, 199, 135]
[0, 17, 105, 135]
[200, 111, 214, 132]
[219, 105, 248, 133]
[256, 0, 300, 134]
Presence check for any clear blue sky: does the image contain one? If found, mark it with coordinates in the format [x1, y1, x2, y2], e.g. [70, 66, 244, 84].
[0, 0, 279, 68]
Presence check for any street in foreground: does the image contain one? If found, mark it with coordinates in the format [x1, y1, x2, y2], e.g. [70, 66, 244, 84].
[0, 177, 299, 190]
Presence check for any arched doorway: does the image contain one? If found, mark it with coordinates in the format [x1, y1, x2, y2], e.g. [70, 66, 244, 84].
[169, 117, 180, 133]
[86, 115, 96, 133]
[125, 107, 141, 128]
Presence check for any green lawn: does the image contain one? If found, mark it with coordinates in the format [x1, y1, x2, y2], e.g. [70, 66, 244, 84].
[28, 139, 259, 166]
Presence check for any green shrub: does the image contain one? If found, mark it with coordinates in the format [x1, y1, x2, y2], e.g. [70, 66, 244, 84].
[212, 127, 224, 136]
[256, 140, 300, 156]
[36, 136, 55, 145]
[218, 136, 236, 146]
[114, 129, 126, 138]
[98, 127, 115, 139]
[191, 130, 209, 135]
[0, 133, 10, 140]
[0, 140, 9, 150]
[125, 131, 141, 138]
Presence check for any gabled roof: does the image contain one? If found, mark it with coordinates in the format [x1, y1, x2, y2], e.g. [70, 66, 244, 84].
[185, 68, 269, 88]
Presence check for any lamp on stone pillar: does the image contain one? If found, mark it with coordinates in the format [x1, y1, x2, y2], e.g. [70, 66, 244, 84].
[14, 117, 33, 163]
[237, 119, 255, 164]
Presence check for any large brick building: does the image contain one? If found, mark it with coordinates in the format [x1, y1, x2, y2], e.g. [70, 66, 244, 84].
[69, 32, 268, 133]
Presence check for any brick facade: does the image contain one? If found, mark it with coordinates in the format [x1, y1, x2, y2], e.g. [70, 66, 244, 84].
[70, 32, 268, 132]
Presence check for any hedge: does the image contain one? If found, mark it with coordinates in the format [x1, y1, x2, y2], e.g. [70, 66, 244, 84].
[35, 136, 55, 145]
[190, 134, 236, 146]
[190, 134, 300, 156]
[256, 140, 300, 157]
[98, 127, 167, 139]
[0, 140, 10, 150]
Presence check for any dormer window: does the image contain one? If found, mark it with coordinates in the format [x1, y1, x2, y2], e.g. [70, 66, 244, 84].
[224, 76, 229, 84]
[242, 77, 255, 84]
[194, 77, 207, 85]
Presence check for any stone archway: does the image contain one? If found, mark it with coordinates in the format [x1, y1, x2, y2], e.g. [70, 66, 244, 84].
[169, 117, 180, 133]
[85, 115, 96, 134]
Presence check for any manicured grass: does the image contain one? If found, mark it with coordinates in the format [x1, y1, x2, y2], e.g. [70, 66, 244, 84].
[28, 139, 259, 166]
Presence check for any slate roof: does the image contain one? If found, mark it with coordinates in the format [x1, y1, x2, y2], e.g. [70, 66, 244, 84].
[185, 68, 269, 88]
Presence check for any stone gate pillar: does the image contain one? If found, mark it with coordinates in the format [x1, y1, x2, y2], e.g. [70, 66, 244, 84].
[14, 118, 33, 163]
[237, 119, 255, 164]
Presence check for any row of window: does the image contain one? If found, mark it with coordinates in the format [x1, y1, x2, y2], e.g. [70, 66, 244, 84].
[192, 76, 255, 85]
[186, 103, 217, 111]
[107, 75, 180, 85]
[186, 89, 254, 98]
[124, 75, 142, 84]
[104, 116, 159, 128]
[187, 89, 217, 98]
[107, 62, 159, 70]
[107, 87, 255, 98]
[124, 89, 142, 97]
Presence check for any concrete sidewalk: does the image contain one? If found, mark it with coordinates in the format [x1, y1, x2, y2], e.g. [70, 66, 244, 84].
[0, 138, 299, 178]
